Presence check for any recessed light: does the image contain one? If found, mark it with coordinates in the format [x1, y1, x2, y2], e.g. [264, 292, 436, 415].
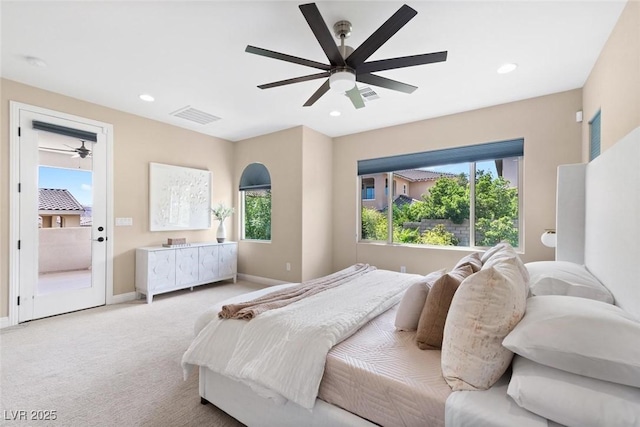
[25, 56, 47, 68]
[497, 63, 518, 74]
[329, 111, 341, 117]
[139, 94, 155, 102]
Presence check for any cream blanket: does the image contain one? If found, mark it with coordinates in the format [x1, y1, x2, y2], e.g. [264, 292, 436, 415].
[182, 268, 423, 409]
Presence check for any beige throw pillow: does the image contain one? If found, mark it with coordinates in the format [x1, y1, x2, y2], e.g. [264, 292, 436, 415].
[416, 265, 474, 349]
[453, 252, 483, 273]
[394, 269, 446, 331]
[442, 257, 527, 391]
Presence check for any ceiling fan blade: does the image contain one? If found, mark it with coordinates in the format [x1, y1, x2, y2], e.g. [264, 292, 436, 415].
[346, 87, 365, 109]
[258, 72, 330, 89]
[357, 73, 417, 94]
[347, 4, 417, 68]
[246, 45, 331, 70]
[299, 3, 345, 66]
[303, 79, 330, 107]
[357, 51, 448, 74]
[39, 146, 74, 153]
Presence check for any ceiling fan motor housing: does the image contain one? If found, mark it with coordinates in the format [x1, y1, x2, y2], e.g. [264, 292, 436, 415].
[333, 20, 352, 39]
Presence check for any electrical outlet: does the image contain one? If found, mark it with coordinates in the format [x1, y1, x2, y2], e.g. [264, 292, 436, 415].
[400, 266, 406, 273]
[286, 262, 291, 271]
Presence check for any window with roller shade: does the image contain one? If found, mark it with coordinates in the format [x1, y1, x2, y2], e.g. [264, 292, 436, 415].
[239, 163, 271, 241]
[358, 139, 523, 248]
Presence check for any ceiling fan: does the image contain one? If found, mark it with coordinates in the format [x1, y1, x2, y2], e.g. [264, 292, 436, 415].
[40, 140, 92, 158]
[246, 3, 447, 109]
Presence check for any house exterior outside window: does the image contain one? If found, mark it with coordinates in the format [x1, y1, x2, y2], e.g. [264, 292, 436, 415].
[358, 139, 523, 249]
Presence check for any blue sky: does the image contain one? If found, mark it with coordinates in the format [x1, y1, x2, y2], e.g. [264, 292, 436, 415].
[39, 166, 93, 206]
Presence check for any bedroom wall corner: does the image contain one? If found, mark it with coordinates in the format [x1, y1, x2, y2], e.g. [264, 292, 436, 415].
[582, 0, 640, 160]
[301, 126, 333, 281]
[234, 126, 304, 283]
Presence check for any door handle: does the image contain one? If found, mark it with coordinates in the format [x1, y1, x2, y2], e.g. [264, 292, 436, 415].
[93, 237, 105, 242]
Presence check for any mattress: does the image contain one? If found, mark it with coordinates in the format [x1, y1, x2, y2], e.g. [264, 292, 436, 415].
[318, 305, 451, 427]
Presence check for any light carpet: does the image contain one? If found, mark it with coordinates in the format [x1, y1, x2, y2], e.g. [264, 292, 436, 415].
[0, 280, 268, 427]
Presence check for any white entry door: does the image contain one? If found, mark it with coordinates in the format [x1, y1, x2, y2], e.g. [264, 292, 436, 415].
[17, 106, 108, 322]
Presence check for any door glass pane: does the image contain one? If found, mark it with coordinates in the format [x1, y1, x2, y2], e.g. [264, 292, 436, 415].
[37, 137, 94, 295]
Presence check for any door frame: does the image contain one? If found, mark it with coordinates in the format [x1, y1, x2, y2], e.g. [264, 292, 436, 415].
[8, 101, 114, 326]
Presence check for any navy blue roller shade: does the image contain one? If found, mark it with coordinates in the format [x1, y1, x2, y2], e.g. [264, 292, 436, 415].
[32, 120, 97, 142]
[358, 138, 524, 176]
[239, 163, 271, 190]
[589, 111, 601, 161]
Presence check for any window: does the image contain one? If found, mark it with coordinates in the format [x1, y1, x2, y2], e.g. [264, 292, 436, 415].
[384, 178, 397, 197]
[239, 163, 271, 240]
[589, 110, 601, 161]
[361, 178, 375, 200]
[358, 139, 523, 248]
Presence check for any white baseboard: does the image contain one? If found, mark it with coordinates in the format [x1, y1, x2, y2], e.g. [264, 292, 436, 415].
[237, 273, 289, 287]
[108, 292, 138, 305]
[0, 317, 10, 329]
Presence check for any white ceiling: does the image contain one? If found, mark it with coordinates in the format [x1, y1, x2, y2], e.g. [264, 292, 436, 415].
[1, 1, 627, 142]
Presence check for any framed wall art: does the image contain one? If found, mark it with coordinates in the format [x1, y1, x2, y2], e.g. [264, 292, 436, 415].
[149, 162, 211, 231]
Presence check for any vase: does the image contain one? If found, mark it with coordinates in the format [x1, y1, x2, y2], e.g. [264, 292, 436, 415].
[216, 221, 226, 243]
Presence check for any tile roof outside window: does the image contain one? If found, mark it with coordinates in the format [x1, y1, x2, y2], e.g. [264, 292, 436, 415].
[393, 169, 455, 182]
[38, 188, 85, 211]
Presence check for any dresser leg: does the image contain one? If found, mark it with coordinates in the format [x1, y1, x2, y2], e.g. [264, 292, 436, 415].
[146, 294, 153, 304]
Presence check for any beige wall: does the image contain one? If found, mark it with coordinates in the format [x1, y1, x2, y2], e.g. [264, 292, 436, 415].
[1, 79, 234, 317]
[333, 90, 583, 275]
[301, 127, 333, 281]
[583, 0, 640, 159]
[39, 227, 91, 273]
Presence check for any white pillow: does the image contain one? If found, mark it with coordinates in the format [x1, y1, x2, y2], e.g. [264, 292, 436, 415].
[525, 261, 613, 303]
[394, 269, 446, 331]
[508, 356, 640, 427]
[441, 257, 527, 391]
[503, 295, 640, 388]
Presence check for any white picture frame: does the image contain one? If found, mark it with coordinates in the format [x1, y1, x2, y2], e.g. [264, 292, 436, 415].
[149, 162, 211, 231]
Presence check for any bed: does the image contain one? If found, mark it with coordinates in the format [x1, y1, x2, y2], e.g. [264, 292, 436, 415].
[182, 126, 640, 426]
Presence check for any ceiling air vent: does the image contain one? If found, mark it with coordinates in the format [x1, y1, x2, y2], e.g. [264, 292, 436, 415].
[170, 106, 221, 125]
[359, 87, 379, 102]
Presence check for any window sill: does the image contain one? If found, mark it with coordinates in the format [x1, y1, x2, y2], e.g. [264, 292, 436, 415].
[357, 240, 523, 254]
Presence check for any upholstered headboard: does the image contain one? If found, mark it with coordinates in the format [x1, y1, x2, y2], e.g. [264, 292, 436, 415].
[556, 127, 640, 319]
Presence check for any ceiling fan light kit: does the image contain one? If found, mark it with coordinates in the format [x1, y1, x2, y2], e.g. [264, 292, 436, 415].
[329, 68, 356, 92]
[245, 2, 447, 109]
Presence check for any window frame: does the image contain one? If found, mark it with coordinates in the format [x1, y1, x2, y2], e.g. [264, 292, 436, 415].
[357, 140, 524, 250]
[239, 163, 272, 242]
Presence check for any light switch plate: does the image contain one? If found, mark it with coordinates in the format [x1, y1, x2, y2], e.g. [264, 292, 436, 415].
[115, 217, 133, 226]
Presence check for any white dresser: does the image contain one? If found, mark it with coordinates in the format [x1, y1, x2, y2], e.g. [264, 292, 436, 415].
[135, 242, 237, 303]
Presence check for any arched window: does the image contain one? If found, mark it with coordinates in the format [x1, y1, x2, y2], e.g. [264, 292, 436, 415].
[239, 163, 271, 241]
